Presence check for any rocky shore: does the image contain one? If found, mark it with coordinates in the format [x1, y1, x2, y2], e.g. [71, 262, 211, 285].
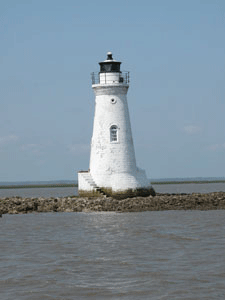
[0, 192, 225, 215]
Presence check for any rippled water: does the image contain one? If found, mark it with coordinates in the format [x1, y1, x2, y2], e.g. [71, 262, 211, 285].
[1, 211, 225, 299]
[1, 182, 225, 198]
[1, 184, 225, 299]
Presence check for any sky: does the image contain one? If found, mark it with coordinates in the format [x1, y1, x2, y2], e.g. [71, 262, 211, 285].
[0, 0, 225, 182]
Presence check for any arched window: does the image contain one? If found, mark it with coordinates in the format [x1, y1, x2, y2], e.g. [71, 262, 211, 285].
[110, 125, 118, 142]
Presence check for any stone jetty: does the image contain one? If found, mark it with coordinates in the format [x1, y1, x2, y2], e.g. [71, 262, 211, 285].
[0, 192, 225, 215]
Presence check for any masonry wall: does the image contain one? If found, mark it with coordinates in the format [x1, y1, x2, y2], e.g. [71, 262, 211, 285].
[78, 172, 94, 192]
[89, 83, 150, 191]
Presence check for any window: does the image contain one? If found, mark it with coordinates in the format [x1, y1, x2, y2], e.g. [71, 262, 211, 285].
[110, 125, 118, 142]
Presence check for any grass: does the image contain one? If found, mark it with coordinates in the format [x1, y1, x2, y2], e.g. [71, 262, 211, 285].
[151, 180, 225, 185]
[0, 183, 78, 189]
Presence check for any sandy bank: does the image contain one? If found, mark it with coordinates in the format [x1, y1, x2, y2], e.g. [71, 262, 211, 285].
[0, 192, 225, 215]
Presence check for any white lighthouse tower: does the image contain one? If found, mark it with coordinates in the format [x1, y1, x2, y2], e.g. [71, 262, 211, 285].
[78, 52, 150, 196]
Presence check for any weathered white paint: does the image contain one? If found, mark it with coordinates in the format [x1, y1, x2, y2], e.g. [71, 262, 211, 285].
[99, 72, 121, 84]
[78, 172, 97, 192]
[78, 53, 150, 192]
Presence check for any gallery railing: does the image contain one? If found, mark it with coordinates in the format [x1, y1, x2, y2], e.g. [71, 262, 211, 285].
[91, 72, 130, 85]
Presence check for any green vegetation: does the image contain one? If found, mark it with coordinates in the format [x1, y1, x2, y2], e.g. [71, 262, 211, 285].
[0, 183, 78, 189]
[151, 180, 225, 185]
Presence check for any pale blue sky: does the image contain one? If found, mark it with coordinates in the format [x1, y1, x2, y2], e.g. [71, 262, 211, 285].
[0, 0, 225, 181]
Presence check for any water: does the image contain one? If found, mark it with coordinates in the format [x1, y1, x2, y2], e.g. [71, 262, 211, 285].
[153, 182, 225, 194]
[1, 182, 225, 198]
[0, 187, 78, 198]
[1, 211, 225, 299]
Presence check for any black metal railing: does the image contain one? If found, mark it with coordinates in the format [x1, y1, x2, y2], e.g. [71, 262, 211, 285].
[91, 72, 130, 85]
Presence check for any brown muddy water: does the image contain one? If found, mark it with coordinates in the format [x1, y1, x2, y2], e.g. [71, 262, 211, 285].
[1, 210, 225, 299]
[1, 183, 225, 299]
[1, 182, 225, 198]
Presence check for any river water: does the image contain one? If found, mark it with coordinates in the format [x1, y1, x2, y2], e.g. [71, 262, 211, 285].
[1, 182, 225, 198]
[1, 210, 225, 299]
[1, 183, 225, 299]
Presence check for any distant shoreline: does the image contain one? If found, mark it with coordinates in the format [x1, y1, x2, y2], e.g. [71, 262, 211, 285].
[0, 184, 77, 189]
[0, 180, 225, 189]
[151, 180, 225, 185]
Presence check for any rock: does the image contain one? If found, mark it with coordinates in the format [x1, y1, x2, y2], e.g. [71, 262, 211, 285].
[1, 192, 225, 214]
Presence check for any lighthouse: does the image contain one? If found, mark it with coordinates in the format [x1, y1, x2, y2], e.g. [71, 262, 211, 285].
[78, 52, 150, 197]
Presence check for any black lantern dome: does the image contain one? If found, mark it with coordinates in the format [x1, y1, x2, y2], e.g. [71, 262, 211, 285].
[99, 52, 121, 73]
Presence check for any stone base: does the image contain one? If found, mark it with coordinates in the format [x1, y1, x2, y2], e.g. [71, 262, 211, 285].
[79, 187, 156, 199]
[78, 190, 104, 198]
